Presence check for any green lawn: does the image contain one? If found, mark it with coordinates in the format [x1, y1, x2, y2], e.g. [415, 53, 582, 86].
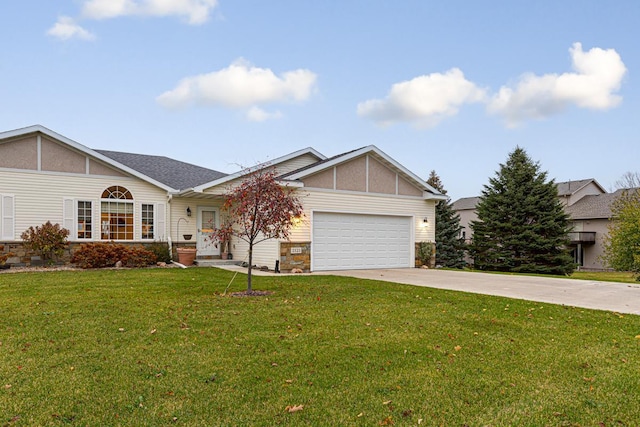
[571, 270, 638, 284]
[1, 268, 639, 426]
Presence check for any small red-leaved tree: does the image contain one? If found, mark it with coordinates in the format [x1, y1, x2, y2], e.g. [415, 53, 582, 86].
[212, 166, 303, 292]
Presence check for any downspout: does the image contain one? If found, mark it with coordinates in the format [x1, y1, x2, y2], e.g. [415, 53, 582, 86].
[167, 193, 173, 260]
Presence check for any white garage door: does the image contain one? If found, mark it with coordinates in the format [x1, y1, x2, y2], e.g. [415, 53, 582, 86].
[312, 212, 412, 271]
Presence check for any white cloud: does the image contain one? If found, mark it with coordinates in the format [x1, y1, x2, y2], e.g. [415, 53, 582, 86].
[357, 68, 486, 128]
[81, 0, 218, 25]
[46, 16, 96, 41]
[488, 43, 627, 127]
[246, 107, 283, 122]
[156, 59, 317, 120]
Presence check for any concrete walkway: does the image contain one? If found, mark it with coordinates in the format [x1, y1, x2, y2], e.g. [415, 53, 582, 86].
[214, 265, 640, 315]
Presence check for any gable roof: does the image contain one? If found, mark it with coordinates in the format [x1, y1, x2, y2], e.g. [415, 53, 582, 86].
[556, 178, 606, 196]
[0, 125, 176, 192]
[452, 179, 607, 212]
[190, 147, 326, 193]
[565, 188, 638, 220]
[2, 126, 440, 199]
[277, 147, 364, 179]
[282, 145, 446, 199]
[96, 150, 227, 191]
[451, 196, 481, 211]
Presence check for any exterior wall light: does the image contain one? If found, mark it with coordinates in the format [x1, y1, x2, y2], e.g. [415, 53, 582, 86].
[422, 217, 429, 226]
[186, 207, 192, 217]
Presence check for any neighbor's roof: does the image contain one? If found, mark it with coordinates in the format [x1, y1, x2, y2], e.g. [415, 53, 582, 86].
[556, 178, 605, 196]
[97, 150, 227, 191]
[452, 179, 606, 211]
[452, 196, 481, 211]
[564, 188, 638, 220]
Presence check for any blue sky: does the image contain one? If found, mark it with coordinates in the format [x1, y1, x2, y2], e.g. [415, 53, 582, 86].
[1, 1, 637, 200]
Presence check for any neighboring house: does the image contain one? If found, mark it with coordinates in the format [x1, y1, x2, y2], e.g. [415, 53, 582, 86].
[452, 178, 623, 270]
[0, 125, 446, 271]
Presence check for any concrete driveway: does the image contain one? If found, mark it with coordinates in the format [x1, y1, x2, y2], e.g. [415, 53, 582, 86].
[321, 268, 640, 315]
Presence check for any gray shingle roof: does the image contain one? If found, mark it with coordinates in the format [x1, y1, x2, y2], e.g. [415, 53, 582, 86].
[556, 178, 600, 196]
[96, 150, 227, 191]
[451, 196, 481, 211]
[564, 189, 637, 220]
[454, 188, 639, 220]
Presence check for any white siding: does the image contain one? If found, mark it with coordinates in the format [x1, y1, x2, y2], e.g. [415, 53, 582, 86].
[0, 169, 168, 241]
[168, 198, 222, 243]
[274, 153, 321, 175]
[232, 235, 279, 269]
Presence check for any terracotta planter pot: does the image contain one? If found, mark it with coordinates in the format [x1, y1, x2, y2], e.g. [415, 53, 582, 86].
[176, 247, 197, 266]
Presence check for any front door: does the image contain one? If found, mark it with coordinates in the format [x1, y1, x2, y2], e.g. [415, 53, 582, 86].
[197, 207, 220, 256]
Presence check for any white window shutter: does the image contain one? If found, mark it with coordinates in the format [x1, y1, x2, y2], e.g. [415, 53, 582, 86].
[1, 195, 15, 240]
[63, 198, 75, 239]
[156, 203, 166, 241]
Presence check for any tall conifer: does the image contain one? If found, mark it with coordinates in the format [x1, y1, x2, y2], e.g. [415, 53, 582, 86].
[469, 148, 574, 275]
[427, 171, 466, 268]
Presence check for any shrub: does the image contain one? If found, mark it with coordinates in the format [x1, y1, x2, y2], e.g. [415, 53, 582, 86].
[144, 242, 171, 263]
[71, 242, 157, 269]
[0, 252, 15, 265]
[21, 221, 69, 263]
[417, 241, 433, 267]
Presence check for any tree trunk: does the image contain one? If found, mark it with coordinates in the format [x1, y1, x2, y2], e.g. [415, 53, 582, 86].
[247, 243, 253, 292]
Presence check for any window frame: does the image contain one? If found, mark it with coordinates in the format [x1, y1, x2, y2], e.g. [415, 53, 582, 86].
[64, 199, 95, 241]
[141, 203, 155, 241]
[100, 186, 135, 241]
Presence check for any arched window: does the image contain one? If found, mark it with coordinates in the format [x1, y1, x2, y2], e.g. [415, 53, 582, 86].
[101, 186, 134, 240]
[101, 186, 133, 200]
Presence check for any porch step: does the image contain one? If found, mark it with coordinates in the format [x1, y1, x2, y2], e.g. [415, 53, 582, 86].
[194, 258, 242, 267]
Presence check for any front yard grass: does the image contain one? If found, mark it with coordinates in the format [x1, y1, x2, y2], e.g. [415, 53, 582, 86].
[1, 268, 639, 426]
[571, 270, 638, 283]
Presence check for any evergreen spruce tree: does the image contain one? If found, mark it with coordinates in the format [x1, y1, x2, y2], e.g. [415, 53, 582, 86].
[469, 147, 574, 275]
[427, 171, 466, 268]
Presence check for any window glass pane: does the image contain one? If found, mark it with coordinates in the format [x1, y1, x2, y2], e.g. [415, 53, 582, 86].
[101, 200, 133, 240]
[77, 201, 92, 239]
[201, 210, 215, 232]
[101, 186, 133, 200]
[141, 204, 154, 239]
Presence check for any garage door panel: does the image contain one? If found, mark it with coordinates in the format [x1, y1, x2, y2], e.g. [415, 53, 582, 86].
[313, 212, 412, 271]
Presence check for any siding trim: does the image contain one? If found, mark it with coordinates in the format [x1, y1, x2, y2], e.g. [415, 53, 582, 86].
[365, 155, 369, 193]
[37, 135, 42, 171]
[0, 167, 139, 181]
[302, 186, 425, 201]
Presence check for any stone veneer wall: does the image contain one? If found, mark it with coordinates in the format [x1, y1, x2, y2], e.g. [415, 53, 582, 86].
[280, 242, 311, 272]
[415, 242, 436, 268]
[0, 242, 170, 267]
